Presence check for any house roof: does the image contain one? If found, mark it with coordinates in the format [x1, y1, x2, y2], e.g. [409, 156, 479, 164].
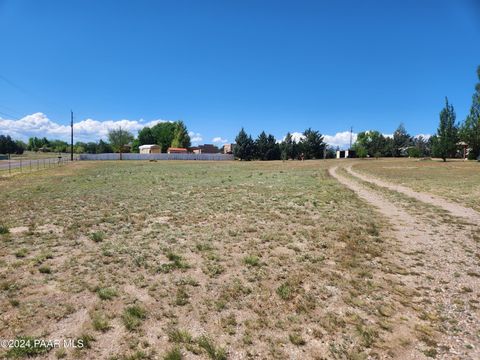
[139, 144, 160, 149]
[167, 147, 188, 151]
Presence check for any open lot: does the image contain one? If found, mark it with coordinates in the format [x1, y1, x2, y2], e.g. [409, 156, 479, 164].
[0, 160, 478, 359]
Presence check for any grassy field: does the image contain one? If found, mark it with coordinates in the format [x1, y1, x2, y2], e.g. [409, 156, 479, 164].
[0, 160, 440, 359]
[353, 158, 480, 212]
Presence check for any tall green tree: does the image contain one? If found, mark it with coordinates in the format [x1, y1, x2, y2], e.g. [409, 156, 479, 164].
[234, 128, 255, 160]
[108, 127, 134, 158]
[300, 128, 325, 159]
[432, 98, 458, 162]
[280, 132, 297, 160]
[459, 65, 480, 159]
[138, 127, 155, 145]
[392, 123, 412, 157]
[151, 122, 176, 152]
[171, 121, 191, 148]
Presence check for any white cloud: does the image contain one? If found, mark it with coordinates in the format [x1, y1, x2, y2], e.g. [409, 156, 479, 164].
[289, 132, 305, 143]
[212, 137, 228, 144]
[189, 131, 203, 145]
[414, 133, 431, 140]
[324, 131, 357, 148]
[0, 112, 170, 142]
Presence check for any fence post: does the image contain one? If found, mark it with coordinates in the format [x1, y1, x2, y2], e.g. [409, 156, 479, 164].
[8, 154, 11, 175]
[30, 160, 32, 172]
[20, 159, 22, 173]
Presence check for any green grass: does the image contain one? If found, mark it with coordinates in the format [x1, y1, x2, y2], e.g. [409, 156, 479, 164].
[97, 287, 118, 300]
[122, 305, 147, 331]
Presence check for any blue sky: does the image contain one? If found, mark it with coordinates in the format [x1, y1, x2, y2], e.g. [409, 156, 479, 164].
[0, 0, 479, 148]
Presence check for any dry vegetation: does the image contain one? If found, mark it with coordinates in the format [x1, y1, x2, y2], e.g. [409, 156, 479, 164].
[0, 160, 472, 359]
[353, 158, 480, 212]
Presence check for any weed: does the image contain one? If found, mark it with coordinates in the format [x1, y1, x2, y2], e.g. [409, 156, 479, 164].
[97, 287, 118, 300]
[90, 231, 105, 242]
[167, 329, 192, 344]
[243, 255, 260, 266]
[164, 348, 182, 360]
[38, 265, 51, 274]
[289, 333, 306, 346]
[122, 305, 147, 331]
[92, 312, 111, 332]
[196, 336, 227, 360]
[276, 282, 294, 300]
[0, 224, 9, 234]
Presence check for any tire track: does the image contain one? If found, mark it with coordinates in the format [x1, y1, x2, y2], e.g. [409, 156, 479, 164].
[346, 165, 480, 224]
[329, 165, 480, 359]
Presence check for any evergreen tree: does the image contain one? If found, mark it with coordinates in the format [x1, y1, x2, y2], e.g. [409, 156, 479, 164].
[234, 128, 255, 160]
[432, 97, 458, 162]
[300, 128, 325, 159]
[280, 132, 295, 160]
[392, 123, 411, 157]
[459, 65, 480, 159]
[255, 131, 269, 160]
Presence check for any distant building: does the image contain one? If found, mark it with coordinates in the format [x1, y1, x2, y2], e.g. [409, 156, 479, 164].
[139, 144, 161, 154]
[197, 144, 219, 154]
[336, 150, 356, 159]
[223, 143, 236, 154]
[167, 147, 188, 154]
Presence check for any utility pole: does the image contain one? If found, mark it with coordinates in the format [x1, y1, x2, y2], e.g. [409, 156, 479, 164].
[70, 110, 74, 161]
[349, 126, 353, 149]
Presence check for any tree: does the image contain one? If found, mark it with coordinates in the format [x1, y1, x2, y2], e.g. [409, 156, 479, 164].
[171, 121, 191, 148]
[300, 128, 325, 159]
[234, 128, 255, 160]
[280, 132, 297, 160]
[138, 127, 155, 145]
[432, 98, 458, 161]
[392, 123, 411, 157]
[459, 65, 480, 159]
[97, 139, 113, 153]
[151, 122, 176, 152]
[355, 130, 389, 157]
[108, 127, 134, 158]
[0, 135, 24, 154]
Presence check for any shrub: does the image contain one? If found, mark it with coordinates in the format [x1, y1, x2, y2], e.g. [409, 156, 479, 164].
[90, 231, 105, 242]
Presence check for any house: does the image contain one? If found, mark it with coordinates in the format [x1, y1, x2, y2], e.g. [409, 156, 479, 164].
[139, 144, 161, 154]
[223, 143, 235, 154]
[167, 147, 188, 154]
[336, 149, 356, 159]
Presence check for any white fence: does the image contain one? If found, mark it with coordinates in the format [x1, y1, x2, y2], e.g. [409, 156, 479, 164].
[79, 153, 235, 161]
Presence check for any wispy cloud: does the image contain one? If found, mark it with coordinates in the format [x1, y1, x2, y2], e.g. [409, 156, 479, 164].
[212, 137, 228, 144]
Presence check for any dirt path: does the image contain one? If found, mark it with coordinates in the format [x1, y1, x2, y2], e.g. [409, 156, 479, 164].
[329, 165, 480, 359]
[346, 164, 480, 223]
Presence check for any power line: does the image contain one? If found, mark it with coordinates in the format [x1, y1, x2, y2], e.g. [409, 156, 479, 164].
[0, 110, 21, 121]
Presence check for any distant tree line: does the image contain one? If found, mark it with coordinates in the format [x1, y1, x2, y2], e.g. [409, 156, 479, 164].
[353, 124, 432, 158]
[0, 135, 25, 155]
[234, 128, 334, 160]
[353, 66, 480, 161]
